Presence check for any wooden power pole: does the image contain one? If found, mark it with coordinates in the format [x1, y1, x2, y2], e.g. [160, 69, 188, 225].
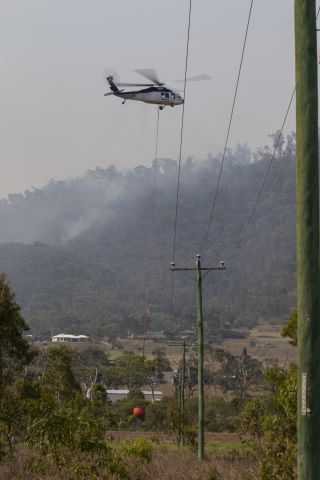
[171, 255, 225, 460]
[295, 0, 320, 477]
[180, 340, 186, 446]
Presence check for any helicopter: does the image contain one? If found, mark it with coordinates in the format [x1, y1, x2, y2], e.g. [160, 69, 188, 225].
[104, 69, 210, 110]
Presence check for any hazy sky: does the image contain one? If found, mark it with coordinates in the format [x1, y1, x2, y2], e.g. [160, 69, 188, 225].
[0, 0, 303, 198]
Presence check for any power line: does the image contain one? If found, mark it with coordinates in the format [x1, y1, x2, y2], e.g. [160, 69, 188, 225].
[236, 3, 320, 247]
[175, 4, 320, 340]
[170, 0, 192, 320]
[172, 0, 192, 264]
[200, 0, 254, 254]
[237, 88, 295, 247]
[202, 87, 295, 284]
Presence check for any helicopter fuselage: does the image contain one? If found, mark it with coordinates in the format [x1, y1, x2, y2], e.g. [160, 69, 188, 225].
[115, 87, 184, 107]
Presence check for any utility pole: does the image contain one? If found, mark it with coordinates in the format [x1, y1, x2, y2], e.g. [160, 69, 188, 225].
[180, 340, 186, 446]
[172, 340, 186, 446]
[171, 255, 225, 460]
[196, 256, 205, 460]
[295, 1, 320, 478]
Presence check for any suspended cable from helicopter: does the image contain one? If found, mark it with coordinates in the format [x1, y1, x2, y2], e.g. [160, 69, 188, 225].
[142, 107, 161, 357]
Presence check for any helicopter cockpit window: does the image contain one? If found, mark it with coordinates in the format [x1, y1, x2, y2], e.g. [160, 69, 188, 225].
[171, 93, 175, 99]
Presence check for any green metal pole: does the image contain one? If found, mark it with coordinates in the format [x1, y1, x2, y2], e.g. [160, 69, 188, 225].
[295, 1, 320, 478]
[178, 374, 182, 446]
[181, 340, 186, 414]
[180, 341, 186, 447]
[196, 255, 204, 460]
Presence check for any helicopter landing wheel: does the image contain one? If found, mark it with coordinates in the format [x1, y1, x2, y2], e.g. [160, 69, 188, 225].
[171, 103, 174, 107]
[159, 106, 164, 111]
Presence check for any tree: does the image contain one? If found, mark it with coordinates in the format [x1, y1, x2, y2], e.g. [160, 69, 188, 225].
[0, 274, 34, 395]
[269, 130, 285, 157]
[214, 348, 238, 393]
[0, 389, 26, 458]
[236, 348, 263, 399]
[281, 308, 297, 346]
[164, 398, 197, 449]
[116, 354, 146, 389]
[127, 388, 145, 401]
[151, 348, 172, 374]
[241, 314, 297, 479]
[143, 359, 162, 402]
[41, 346, 80, 404]
[26, 407, 129, 480]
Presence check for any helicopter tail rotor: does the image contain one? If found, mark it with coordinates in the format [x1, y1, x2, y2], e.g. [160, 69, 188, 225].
[104, 68, 121, 91]
[106, 75, 120, 93]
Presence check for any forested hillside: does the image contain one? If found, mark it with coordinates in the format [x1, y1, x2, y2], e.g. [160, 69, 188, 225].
[0, 134, 297, 337]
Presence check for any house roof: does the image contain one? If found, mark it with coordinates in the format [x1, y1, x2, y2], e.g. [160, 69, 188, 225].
[51, 333, 89, 339]
[106, 389, 163, 395]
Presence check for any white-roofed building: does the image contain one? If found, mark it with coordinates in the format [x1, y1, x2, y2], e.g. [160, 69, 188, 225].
[106, 389, 163, 402]
[51, 333, 89, 343]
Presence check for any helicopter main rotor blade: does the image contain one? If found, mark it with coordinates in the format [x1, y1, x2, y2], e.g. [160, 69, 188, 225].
[171, 73, 211, 84]
[134, 68, 164, 86]
[104, 92, 115, 96]
[118, 82, 155, 87]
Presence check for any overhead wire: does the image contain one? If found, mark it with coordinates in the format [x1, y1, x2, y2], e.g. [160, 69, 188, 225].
[172, 0, 192, 264]
[201, 88, 296, 284]
[236, 3, 320, 248]
[170, 0, 192, 320]
[203, 3, 320, 283]
[142, 107, 161, 357]
[169, 3, 320, 344]
[237, 89, 296, 247]
[200, 0, 254, 255]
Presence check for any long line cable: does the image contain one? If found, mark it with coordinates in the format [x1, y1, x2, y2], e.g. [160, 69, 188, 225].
[142, 107, 161, 356]
[170, 0, 192, 320]
[200, 0, 254, 254]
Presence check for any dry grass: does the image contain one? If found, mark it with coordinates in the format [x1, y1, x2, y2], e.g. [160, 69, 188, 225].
[106, 431, 241, 444]
[107, 322, 296, 368]
[41, 321, 296, 373]
[222, 322, 296, 365]
[0, 446, 257, 480]
[0, 452, 37, 480]
[144, 450, 257, 480]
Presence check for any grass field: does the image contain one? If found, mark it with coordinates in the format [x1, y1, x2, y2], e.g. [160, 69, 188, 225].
[144, 450, 257, 480]
[38, 321, 295, 369]
[222, 322, 296, 365]
[104, 321, 295, 368]
[0, 434, 256, 480]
